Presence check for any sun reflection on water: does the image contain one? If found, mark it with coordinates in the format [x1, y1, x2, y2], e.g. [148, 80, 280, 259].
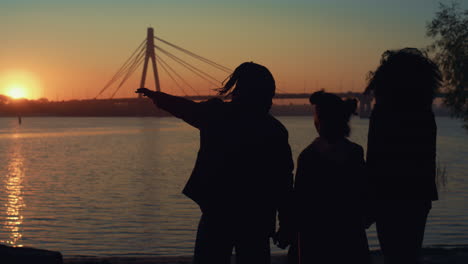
[0, 145, 25, 247]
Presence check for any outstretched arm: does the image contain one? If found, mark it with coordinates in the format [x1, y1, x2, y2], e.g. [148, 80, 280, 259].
[136, 88, 219, 128]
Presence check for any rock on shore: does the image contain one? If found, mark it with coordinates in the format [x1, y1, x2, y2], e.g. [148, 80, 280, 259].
[0, 244, 63, 264]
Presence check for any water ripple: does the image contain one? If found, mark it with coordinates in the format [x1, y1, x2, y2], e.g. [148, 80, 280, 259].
[0, 116, 466, 256]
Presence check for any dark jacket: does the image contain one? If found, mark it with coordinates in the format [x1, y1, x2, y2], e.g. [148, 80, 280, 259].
[294, 137, 367, 228]
[289, 137, 369, 264]
[152, 92, 294, 231]
[366, 104, 438, 200]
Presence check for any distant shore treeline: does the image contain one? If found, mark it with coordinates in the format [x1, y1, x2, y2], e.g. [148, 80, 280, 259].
[0, 96, 451, 117]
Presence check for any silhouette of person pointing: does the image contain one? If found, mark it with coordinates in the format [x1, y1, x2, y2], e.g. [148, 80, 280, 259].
[136, 62, 293, 264]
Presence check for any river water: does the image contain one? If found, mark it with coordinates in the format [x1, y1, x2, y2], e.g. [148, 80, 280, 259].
[0, 116, 466, 256]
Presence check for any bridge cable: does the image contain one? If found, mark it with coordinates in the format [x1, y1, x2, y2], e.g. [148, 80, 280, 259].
[111, 50, 146, 98]
[96, 41, 146, 98]
[95, 39, 146, 98]
[154, 44, 221, 87]
[154, 44, 221, 85]
[113, 45, 146, 85]
[110, 50, 146, 99]
[109, 41, 146, 82]
[155, 54, 200, 96]
[110, 55, 144, 99]
[155, 54, 188, 96]
[102, 40, 146, 88]
[154, 36, 232, 73]
[107, 48, 145, 99]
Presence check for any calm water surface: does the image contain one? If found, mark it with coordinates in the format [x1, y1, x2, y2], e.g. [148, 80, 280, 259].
[0, 116, 466, 256]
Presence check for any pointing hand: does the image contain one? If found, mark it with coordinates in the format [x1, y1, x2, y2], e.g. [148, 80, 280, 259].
[135, 88, 156, 98]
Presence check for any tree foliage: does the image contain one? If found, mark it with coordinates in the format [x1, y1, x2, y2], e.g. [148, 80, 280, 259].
[426, 1, 468, 128]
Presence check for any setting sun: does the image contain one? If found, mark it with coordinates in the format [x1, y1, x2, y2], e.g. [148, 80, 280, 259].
[6, 85, 28, 99]
[0, 70, 41, 100]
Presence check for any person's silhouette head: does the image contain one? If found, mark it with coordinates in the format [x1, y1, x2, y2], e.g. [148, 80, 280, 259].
[309, 91, 357, 141]
[218, 62, 275, 112]
[365, 48, 442, 109]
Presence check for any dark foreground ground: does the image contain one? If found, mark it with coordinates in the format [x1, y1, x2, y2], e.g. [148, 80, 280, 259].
[63, 247, 468, 264]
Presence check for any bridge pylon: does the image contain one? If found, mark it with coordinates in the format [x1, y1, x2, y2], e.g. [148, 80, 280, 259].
[139, 27, 161, 98]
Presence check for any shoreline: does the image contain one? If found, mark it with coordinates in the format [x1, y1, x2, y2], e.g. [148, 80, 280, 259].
[62, 247, 468, 264]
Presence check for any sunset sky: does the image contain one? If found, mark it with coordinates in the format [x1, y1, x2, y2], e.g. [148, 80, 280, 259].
[1, 0, 465, 100]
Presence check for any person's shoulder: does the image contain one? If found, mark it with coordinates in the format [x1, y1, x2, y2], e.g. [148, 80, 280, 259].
[265, 115, 289, 137]
[300, 138, 321, 155]
[198, 98, 225, 117]
[310, 137, 323, 146]
[344, 139, 364, 156]
[296, 139, 320, 165]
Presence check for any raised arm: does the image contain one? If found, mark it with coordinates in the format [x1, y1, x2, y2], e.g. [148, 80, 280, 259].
[136, 88, 221, 129]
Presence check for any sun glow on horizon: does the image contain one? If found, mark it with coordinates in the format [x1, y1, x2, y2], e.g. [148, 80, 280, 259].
[0, 70, 41, 100]
[6, 85, 28, 99]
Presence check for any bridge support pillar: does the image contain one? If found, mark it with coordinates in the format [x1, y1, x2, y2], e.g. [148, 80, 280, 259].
[139, 27, 161, 98]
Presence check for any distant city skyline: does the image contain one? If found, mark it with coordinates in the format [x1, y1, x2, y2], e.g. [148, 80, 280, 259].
[1, 0, 466, 100]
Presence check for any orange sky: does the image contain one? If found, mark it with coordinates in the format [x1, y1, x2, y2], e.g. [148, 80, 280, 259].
[1, 0, 462, 101]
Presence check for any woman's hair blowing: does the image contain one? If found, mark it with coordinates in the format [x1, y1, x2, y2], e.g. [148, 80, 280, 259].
[218, 62, 275, 111]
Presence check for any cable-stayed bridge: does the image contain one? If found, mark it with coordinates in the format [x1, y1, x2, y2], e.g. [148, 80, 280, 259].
[100, 27, 464, 117]
[95, 27, 233, 100]
[95, 28, 370, 99]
